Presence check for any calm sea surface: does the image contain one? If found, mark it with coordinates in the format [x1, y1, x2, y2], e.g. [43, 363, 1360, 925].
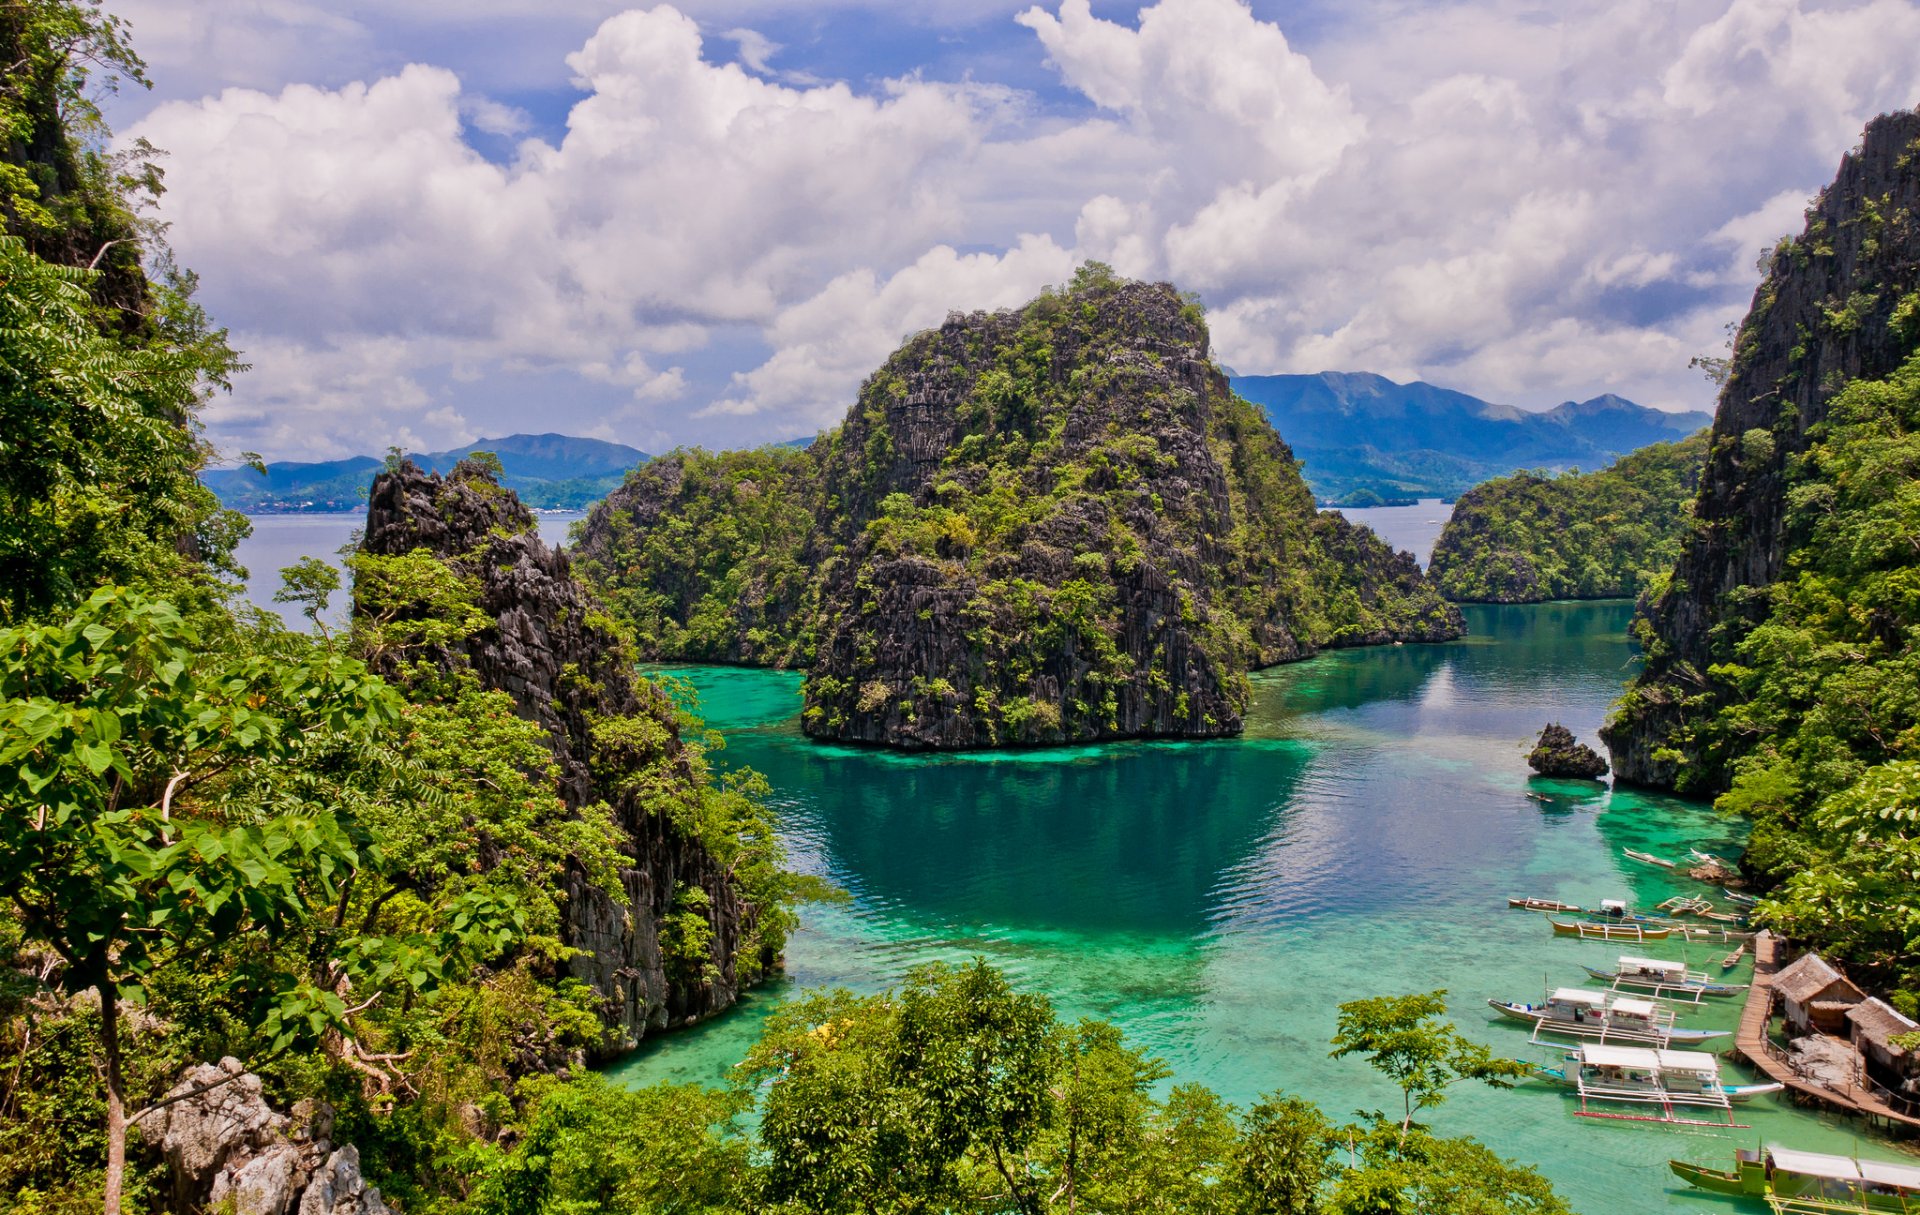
[608, 602, 1915, 1212]
[1340, 497, 1452, 568]
[230, 512, 583, 628]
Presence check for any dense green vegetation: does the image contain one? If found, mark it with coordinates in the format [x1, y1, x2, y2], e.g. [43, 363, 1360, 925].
[1614, 349, 1920, 1007]
[0, 6, 1567, 1211]
[1427, 430, 1708, 602]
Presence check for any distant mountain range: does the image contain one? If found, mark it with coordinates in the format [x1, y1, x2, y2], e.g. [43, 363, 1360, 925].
[203, 433, 650, 512]
[1227, 372, 1712, 504]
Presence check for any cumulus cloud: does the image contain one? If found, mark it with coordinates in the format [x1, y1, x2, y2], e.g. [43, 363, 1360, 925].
[126, 0, 1920, 457]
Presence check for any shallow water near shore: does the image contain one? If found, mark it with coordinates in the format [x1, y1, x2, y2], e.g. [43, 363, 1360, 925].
[608, 601, 1916, 1211]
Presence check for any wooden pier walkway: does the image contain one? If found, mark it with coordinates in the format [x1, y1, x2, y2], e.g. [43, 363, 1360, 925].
[1731, 932, 1920, 1131]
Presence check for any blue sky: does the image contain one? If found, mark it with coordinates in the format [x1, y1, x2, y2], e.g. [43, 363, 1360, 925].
[108, 0, 1920, 461]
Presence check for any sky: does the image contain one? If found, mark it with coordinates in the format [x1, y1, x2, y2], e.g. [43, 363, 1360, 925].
[106, 0, 1920, 462]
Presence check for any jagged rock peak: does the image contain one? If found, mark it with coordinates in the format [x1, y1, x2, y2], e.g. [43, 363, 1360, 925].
[577, 272, 1463, 751]
[1527, 723, 1609, 780]
[358, 459, 770, 1053]
[1605, 108, 1920, 788]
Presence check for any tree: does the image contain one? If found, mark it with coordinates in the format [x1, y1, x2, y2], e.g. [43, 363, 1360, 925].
[1237, 1093, 1333, 1214]
[274, 557, 341, 639]
[1328, 991, 1527, 1144]
[0, 587, 399, 1213]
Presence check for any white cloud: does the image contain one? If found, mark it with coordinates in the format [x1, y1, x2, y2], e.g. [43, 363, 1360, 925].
[125, 0, 1920, 457]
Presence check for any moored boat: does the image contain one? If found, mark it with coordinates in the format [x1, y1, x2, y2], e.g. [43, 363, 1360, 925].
[1582, 955, 1747, 999]
[1624, 847, 1677, 868]
[1508, 895, 1583, 912]
[1549, 916, 1672, 941]
[1550, 1044, 1746, 1127]
[1672, 1146, 1920, 1211]
[1488, 989, 1729, 1045]
[1531, 1055, 1782, 1103]
[1722, 887, 1760, 907]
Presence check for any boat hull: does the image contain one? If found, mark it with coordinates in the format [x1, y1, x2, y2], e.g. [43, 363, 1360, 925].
[1669, 1159, 1758, 1197]
[1550, 918, 1673, 940]
[1580, 964, 1746, 996]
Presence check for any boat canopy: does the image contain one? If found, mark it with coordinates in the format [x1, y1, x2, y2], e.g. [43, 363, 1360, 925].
[1619, 955, 1684, 975]
[1859, 1159, 1920, 1191]
[1654, 1050, 1720, 1075]
[1767, 1147, 1864, 1181]
[1550, 988, 1607, 1005]
[1580, 1044, 1660, 1069]
[1600, 898, 1629, 914]
[1611, 997, 1658, 1018]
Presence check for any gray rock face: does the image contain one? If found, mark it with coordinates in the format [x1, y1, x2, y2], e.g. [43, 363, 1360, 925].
[1527, 723, 1609, 780]
[143, 1058, 385, 1215]
[1604, 109, 1920, 788]
[358, 463, 766, 1052]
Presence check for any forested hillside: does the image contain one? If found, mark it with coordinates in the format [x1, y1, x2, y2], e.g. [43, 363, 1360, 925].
[1601, 108, 1920, 1008]
[1427, 430, 1707, 602]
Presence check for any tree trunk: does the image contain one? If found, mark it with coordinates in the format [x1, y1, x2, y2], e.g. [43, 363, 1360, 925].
[99, 982, 126, 1215]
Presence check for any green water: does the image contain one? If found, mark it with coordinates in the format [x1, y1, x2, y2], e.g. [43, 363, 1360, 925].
[608, 602, 1915, 1211]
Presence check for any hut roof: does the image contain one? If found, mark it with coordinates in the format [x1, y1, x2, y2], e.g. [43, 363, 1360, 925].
[1847, 998, 1919, 1054]
[1773, 953, 1864, 1006]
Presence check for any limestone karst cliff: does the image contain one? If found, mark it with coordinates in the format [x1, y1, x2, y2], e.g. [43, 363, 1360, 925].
[577, 273, 1462, 749]
[358, 461, 773, 1051]
[1603, 109, 1920, 788]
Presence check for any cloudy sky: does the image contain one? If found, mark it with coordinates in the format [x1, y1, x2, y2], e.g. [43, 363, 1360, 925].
[109, 0, 1920, 462]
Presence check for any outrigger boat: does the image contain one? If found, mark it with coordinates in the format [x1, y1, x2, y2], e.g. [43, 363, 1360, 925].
[1723, 887, 1761, 908]
[1488, 988, 1730, 1045]
[1549, 916, 1673, 941]
[1552, 1044, 1747, 1127]
[1507, 896, 1583, 912]
[1531, 1052, 1783, 1104]
[1624, 847, 1678, 868]
[1690, 847, 1736, 867]
[1672, 1145, 1920, 1212]
[1582, 955, 1748, 1001]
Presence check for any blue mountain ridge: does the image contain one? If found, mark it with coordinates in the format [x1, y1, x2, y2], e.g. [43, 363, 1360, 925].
[203, 433, 649, 512]
[1227, 372, 1711, 504]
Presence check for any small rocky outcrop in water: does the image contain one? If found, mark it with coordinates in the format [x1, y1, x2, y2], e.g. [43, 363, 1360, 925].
[144, 1058, 385, 1215]
[359, 462, 770, 1051]
[577, 272, 1462, 749]
[1605, 110, 1920, 789]
[1528, 723, 1609, 779]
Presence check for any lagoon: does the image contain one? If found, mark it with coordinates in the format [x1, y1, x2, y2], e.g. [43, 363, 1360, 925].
[610, 602, 1911, 1212]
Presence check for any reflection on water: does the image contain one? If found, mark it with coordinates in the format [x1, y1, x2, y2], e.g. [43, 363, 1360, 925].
[610, 601, 1909, 1211]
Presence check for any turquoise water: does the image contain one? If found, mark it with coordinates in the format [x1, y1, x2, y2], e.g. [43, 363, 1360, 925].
[608, 602, 1914, 1211]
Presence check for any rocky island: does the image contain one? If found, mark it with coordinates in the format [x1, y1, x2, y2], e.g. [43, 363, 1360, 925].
[577, 270, 1463, 748]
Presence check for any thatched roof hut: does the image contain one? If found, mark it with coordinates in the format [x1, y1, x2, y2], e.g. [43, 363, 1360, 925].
[1773, 953, 1865, 1035]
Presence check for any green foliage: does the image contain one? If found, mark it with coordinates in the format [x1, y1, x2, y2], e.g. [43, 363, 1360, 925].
[1328, 991, 1528, 1142]
[465, 1075, 749, 1215]
[1654, 351, 1920, 999]
[0, 232, 241, 622]
[1429, 430, 1709, 602]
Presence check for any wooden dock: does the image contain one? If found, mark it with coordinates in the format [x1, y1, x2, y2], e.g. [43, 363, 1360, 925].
[1731, 932, 1920, 1131]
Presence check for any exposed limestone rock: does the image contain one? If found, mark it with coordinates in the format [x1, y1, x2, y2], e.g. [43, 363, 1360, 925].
[1605, 110, 1920, 788]
[142, 1058, 385, 1215]
[579, 278, 1462, 749]
[358, 463, 767, 1052]
[1527, 723, 1609, 780]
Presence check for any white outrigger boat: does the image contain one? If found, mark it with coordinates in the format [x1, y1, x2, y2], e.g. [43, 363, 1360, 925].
[1532, 1048, 1784, 1104]
[1582, 955, 1749, 1003]
[1545, 1043, 1749, 1127]
[1488, 988, 1731, 1046]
